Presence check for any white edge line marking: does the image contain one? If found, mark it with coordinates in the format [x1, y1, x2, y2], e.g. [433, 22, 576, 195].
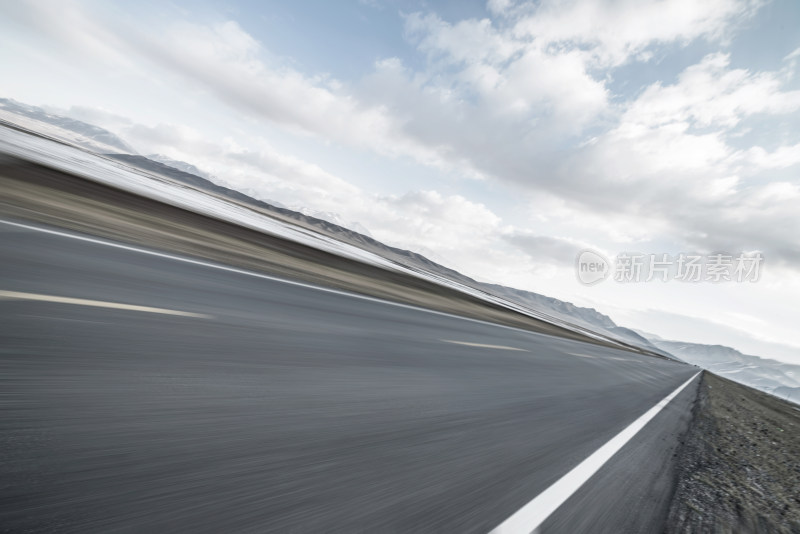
[441, 339, 528, 352]
[0, 219, 603, 344]
[0, 290, 211, 318]
[489, 371, 701, 534]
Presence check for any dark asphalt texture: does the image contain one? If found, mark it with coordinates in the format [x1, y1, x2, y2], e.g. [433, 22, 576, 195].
[0, 221, 697, 533]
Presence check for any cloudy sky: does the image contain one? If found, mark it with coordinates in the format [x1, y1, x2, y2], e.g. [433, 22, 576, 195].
[2, 0, 799, 363]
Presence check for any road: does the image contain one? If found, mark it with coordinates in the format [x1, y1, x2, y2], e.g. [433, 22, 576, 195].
[0, 219, 699, 533]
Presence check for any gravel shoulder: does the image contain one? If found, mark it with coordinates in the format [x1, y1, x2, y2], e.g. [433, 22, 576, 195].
[666, 371, 800, 533]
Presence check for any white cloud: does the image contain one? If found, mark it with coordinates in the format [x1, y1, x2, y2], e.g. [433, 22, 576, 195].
[404, 11, 609, 128]
[375, 190, 500, 244]
[486, 0, 514, 16]
[510, 0, 760, 67]
[624, 53, 800, 129]
[147, 22, 392, 143]
[501, 230, 589, 266]
[544, 49, 800, 270]
[405, 13, 518, 66]
[743, 142, 800, 169]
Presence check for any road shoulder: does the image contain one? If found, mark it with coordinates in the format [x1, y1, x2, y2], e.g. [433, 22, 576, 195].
[665, 372, 800, 533]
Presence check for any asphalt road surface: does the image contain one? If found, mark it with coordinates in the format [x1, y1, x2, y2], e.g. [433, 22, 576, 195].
[0, 219, 699, 533]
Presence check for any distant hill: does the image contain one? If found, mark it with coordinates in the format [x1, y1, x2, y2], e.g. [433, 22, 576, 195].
[0, 98, 135, 154]
[649, 339, 800, 404]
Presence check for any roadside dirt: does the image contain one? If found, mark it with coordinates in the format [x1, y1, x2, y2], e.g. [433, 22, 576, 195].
[666, 372, 800, 533]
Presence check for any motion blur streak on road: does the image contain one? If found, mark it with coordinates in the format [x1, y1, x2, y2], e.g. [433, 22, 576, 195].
[0, 220, 697, 533]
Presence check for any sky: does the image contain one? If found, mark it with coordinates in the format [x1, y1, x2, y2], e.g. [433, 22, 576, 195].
[1, 0, 799, 363]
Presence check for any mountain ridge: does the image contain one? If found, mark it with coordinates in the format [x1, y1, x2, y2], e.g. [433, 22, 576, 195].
[648, 338, 800, 404]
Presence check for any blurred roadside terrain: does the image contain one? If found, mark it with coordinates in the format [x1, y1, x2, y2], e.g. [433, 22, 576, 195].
[2, 96, 798, 406]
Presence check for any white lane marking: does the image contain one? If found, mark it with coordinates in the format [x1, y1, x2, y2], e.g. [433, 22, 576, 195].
[441, 339, 528, 352]
[489, 371, 701, 534]
[0, 290, 211, 318]
[0, 219, 585, 344]
[567, 353, 595, 359]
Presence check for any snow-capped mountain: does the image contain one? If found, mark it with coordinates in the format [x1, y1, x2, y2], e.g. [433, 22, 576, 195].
[647, 338, 800, 404]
